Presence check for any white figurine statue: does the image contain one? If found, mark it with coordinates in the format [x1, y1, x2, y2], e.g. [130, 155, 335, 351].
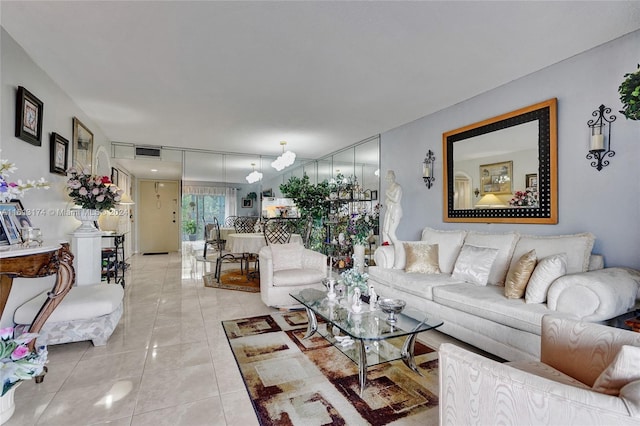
[351, 287, 362, 313]
[368, 284, 377, 311]
[382, 170, 404, 268]
[382, 170, 403, 245]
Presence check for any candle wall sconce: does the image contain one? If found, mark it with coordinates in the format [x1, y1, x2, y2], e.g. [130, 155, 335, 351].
[586, 104, 616, 171]
[422, 149, 436, 189]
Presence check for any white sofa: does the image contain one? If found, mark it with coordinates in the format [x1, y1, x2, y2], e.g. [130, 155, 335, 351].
[439, 315, 640, 425]
[370, 228, 640, 361]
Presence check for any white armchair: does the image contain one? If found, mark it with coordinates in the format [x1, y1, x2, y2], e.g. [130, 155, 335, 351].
[440, 315, 640, 425]
[259, 243, 327, 308]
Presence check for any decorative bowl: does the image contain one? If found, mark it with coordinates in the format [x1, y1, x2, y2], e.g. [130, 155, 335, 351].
[378, 298, 406, 324]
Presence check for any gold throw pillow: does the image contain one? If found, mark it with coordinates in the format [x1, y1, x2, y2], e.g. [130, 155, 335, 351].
[505, 249, 537, 299]
[404, 242, 441, 274]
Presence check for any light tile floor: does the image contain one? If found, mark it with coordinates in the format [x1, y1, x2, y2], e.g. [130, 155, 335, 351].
[8, 245, 477, 425]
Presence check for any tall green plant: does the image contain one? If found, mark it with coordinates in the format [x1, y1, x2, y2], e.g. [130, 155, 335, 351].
[619, 64, 640, 120]
[279, 175, 330, 221]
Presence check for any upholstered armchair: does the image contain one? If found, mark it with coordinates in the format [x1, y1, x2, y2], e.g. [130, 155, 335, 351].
[439, 315, 640, 425]
[259, 243, 327, 308]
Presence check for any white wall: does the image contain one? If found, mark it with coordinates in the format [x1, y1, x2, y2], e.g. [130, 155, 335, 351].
[1, 29, 111, 240]
[380, 29, 640, 269]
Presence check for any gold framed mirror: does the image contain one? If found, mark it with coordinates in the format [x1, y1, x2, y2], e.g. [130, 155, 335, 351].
[443, 98, 557, 224]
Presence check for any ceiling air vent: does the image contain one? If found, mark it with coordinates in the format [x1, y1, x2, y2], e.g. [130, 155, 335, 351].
[135, 146, 161, 158]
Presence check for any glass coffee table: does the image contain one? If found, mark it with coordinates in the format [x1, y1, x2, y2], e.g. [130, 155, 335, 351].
[290, 288, 443, 394]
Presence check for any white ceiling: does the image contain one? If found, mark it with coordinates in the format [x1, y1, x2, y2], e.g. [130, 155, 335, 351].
[2, 1, 640, 180]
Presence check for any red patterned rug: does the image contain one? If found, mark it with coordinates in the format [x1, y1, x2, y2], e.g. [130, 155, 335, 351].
[203, 268, 260, 292]
[222, 311, 439, 425]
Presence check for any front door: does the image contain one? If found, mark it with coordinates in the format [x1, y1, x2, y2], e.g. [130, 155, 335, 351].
[138, 180, 180, 254]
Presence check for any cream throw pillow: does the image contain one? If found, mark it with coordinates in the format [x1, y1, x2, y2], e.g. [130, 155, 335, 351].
[592, 345, 640, 396]
[270, 243, 303, 272]
[403, 242, 440, 274]
[420, 227, 467, 274]
[451, 244, 499, 286]
[525, 253, 567, 304]
[504, 249, 537, 299]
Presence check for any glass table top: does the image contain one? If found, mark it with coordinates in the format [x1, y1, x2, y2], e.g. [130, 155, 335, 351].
[290, 288, 443, 341]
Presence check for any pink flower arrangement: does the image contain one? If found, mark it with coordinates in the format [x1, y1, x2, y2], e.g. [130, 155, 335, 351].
[66, 168, 123, 211]
[509, 188, 538, 207]
[0, 327, 47, 396]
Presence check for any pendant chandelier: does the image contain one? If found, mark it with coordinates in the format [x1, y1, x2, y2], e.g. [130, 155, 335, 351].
[246, 163, 263, 183]
[271, 141, 296, 171]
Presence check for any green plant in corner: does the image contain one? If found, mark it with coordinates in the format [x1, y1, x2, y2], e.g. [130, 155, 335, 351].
[183, 219, 197, 235]
[619, 64, 640, 120]
[246, 191, 257, 200]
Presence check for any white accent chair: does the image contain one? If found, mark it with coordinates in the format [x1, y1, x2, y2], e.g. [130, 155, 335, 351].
[259, 243, 327, 308]
[439, 315, 640, 425]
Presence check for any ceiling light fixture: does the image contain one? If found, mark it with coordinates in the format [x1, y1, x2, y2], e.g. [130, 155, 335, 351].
[246, 163, 263, 183]
[271, 141, 296, 171]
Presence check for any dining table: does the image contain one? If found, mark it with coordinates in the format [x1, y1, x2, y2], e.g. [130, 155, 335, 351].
[225, 232, 303, 255]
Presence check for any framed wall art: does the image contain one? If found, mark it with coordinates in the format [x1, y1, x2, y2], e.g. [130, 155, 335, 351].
[15, 86, 44, 146]
[526, 173, 538, 189]
[479, 161, 513, 195]
[50, 133, 69, 176]
[111, 167, 119, 186]
[72, 117, 94, 171]
[242, 198, 253, 208]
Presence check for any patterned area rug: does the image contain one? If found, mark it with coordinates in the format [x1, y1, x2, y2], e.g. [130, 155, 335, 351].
[203, 268, 260, 292]
[222, 311, 439, 425]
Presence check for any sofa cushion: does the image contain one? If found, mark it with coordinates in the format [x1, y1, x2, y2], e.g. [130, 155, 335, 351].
[592, 345, 640, 396]
[272, 269, 326, 287]
[507, 360, 591, 389]
[464, 231, 519, 285]
[509, 233, 595, 274]
[452, 244, 499, 286]
[504, 249, 537, 299]
[368, 266, 463, 300]
[403, 242, 440, 274]
[420, 227, 466, 274]
[270, 243, 303, 271]
[433, 284, 551, 334]
[620, 380, 640, 417]
[525, 253, 568, 304]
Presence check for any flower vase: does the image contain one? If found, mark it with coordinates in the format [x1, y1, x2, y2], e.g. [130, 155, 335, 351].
[74, 209, 100, 234]
[353, 244, 365, 273]
[0, 382, 21, 425]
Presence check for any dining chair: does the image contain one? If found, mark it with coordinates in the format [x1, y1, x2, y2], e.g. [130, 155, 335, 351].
[203, 221, 221, 258]
[234, 216, 257, 233]
[224, 216, 237, 227]
[263, 218, 293, 245]
[211, 218, 244, 281]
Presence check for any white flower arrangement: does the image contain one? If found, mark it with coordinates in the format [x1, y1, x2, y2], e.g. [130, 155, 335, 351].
[0, 151, 49, 203]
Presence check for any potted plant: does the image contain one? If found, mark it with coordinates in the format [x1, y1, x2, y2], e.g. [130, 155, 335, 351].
[183, 219, 197, 241]
[619, 64, 640, 120]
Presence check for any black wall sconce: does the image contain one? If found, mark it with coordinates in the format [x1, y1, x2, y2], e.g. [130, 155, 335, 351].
[586, 104, 616, 171]
[422, 149, 436, 189]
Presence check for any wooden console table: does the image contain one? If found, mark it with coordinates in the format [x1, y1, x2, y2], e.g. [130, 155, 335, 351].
[0, 242, 75, 350]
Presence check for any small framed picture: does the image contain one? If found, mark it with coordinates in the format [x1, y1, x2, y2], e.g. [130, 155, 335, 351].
[0, 203, 23, 245]
[526, 173, 538, 188]
[370, 190, 378, 201]
[72, 117, 94, 171]
[111, 167, 119, 186]
[261, 188, 273, 198]
[242, 198, 253, 208]
[15, 86, 44, 146]
[50, 133, 69, 176]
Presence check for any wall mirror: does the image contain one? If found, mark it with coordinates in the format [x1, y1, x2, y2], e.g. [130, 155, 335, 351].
[443, 98, 557, 224]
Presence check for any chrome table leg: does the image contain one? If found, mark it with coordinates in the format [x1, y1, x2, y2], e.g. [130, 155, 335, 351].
[358, 340, 368, 395]
[401, 332, 423, 376]
[302, 307, 318, 339]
